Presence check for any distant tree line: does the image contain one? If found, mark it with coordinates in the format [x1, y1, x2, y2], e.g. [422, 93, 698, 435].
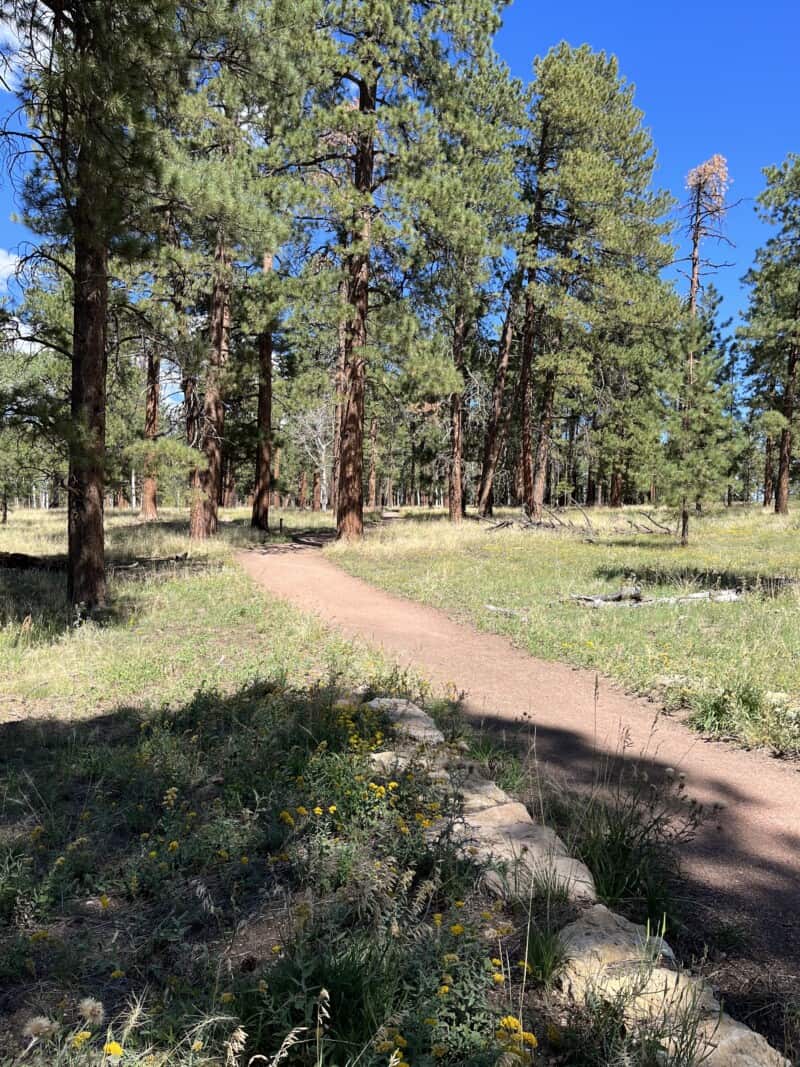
[0, 1, 798, 607]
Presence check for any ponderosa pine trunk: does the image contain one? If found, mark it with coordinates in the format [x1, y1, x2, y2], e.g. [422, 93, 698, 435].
[191, 232, 231, 540]
[337, 78, 375, 540]
[609, 469, 623, 508]
[448, 308, 468, 524]
[477, 288, 517, 516]
[681, 497, 690, 546]
[298, 470, 308, 510]
[1, 491, 7, 524]
[141, 345, 160, 521]
[520, 295, 535, 514]
[763, 434, 774, 508]
[530, 369, 556, 520]
[312, 470, 321, 511]
[330, 271, 348, 517]
[67, 217, 108, 610]
[775, 342, 798, 515]
[367, 415, 378, 509]
[251, 256, 273, 531]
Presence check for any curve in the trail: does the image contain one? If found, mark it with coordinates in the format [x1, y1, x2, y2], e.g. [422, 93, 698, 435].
[238, 545, 800, 976]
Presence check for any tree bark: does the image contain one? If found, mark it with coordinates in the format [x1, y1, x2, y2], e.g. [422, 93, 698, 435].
[530, 369, 556, 520]
[67, 217, 108, 610]
[298, 470, 308, 510]
[251, 255, 274, 531]
[477, 288, 517, 515]
[775, 343, 798, 515]
[141, 344, 160, 521]
[367, 415, 378, 509]
[337, 78, 375, 540]
[681, 497, 690, 545]
[448, 307, 468, 524]
[312, 470, 321, 511]
[191, 231, 231, 540]
[609, 469, 623, 508]
[763, 434, 774, 508]
[330, 270, 348, 517]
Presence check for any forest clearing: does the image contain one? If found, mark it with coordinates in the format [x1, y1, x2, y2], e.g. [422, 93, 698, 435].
[1, 506, 799, 1065]
[1, 0, 799, 1063]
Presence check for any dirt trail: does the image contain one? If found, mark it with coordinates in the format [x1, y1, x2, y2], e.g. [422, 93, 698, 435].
[239, 543, 800, 978]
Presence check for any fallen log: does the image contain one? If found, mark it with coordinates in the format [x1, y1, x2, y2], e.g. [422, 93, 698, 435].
[571, 589, 742, 609]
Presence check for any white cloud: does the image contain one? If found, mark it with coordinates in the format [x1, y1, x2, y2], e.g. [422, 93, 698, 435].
[0, 248, 19, 288]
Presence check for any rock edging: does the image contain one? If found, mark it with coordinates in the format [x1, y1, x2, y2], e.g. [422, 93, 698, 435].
[363, 695, 790, 1067]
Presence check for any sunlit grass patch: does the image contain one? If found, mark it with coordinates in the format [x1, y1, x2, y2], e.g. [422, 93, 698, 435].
[330, 505, 800, 754]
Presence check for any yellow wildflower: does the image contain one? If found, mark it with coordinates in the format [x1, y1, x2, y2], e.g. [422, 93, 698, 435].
[220, 992, 235, 1004]
[423, 1017, 438, 1026]
[437, 984, 449, 996]
[103, 1040, 124, 1056]
[522, 1032, 538, 1048]
[110, 969, 125, 980]
[449, 923, 464, 936]
[240, 855, 249, 865]
[491, 958, 502, 967]
[191, 1039, 203, 1052]
[432, 913, 442, 926]
[279, 810, 295, 828]
[99, 893, 111, 909]
[500, 1016, 521, 1032]
[432, 1044, 447, 1058]
[313, 806, 323, 816]
[71, 1031, 92, 1049]
[328, 804, 337, 814]
[296, 806, 309, 816]
[492, 972, 505, 985]
[453, 899, 465, 908]
[168, 840, 179, 852]
[271, 944, 282, 954]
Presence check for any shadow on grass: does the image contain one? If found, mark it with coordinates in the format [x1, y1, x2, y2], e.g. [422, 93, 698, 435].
[0, 679, 484, 1062]
[595, 562, 800, 593]
[448, 706, 800, 1054]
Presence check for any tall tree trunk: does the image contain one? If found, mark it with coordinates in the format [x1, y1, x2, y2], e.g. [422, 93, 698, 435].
[337, 78, 375, 540]
[520, 295, 535, 514]
[775, 342, 798, 515]
[67, 217, 108, 610]
[330, 271, 348, 517]
[298, 470, 308, 510]
[530, 369, 556, 520]
[448, 307, 468, 524]
[1, 490, 6, 524]
[367, 415, 378, 509]
[312, 470, 321, 511]
[191, 232, 231, 540]
[141, 345, 160, 521]
[763, 434, 774, 508]
[681, 496, 690, 546]
[609, 468, 623, 509]
[251, 255, 274, 531]
[477, 287, 518, 515]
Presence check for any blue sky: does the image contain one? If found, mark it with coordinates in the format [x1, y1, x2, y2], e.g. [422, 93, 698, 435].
[0, 0, 797, 323]
[495, 0, 800, 324]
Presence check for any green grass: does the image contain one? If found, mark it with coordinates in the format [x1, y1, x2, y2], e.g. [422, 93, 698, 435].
[329, 506, 800, 755]
[0, 508, 541, 1066]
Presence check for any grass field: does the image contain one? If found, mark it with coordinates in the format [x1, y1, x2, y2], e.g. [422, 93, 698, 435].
[330, 506, 800, 756]
[1, 506, 797, 1063]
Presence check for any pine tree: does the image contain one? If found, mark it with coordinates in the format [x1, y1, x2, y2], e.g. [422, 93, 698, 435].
[2, 0, 183, 607]
[515, 44, 674, 519]
[741, 154, 800, 515]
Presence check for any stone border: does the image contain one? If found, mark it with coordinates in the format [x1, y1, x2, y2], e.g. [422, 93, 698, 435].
[363, 696, 790, 1067]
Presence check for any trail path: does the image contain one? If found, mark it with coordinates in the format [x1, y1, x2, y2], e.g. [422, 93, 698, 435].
[239, 542, 800, 984]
